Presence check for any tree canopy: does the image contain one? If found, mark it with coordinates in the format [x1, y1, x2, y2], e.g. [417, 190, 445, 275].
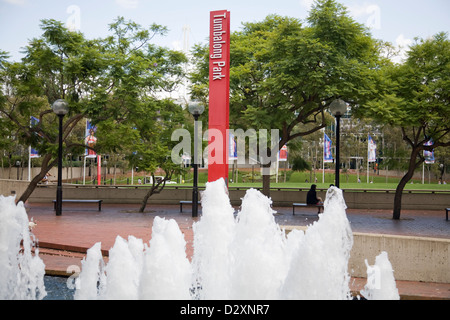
[355, 32, 450, 218]
[190, 0, 385, 195]
[0, 17, 188, 206]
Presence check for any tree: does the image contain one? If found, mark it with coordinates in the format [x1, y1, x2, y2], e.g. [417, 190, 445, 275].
[356, 33, 450, 219]
[191, 0, 384, 195]
[126, 100, 186, 213]
[92, 17, 187, 213]
[0, 53, 20, 177]
[0, 44, 64, 201]
[0, 17, 187, 205]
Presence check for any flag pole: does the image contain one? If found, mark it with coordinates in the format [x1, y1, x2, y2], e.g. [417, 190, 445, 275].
[367, 157, 369, 184]
[367, 134, 370, 184]
[28, 145, 31, 182]
[83, 156, 86, 185]
[322, 128, 325, 184]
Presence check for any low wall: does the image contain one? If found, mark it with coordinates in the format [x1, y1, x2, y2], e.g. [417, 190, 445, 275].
[350, 232, 450, 283]
[284, 226, 450, 283]
[26, 185, 450, 211]
[0, 167, 86, 182]
[7, 182, 448, 284]
[257, 188, 450, 210]
[0, 179, 30, 198]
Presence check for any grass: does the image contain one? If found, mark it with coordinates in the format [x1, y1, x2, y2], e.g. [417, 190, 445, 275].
[168, 170, 450, 191]
[79, 168, 449, 192]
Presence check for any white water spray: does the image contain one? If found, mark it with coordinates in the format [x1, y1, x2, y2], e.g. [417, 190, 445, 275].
[0, 196, 46, 300]
[361, 251, 400, 300]
[74, 178, 399, 300]
[0, 179, 399, 300]
[280, 186, 353, 299]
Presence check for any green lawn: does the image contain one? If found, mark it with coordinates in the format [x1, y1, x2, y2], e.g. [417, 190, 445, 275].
[170, 170, 449, 191]
[86, 168, 449, 191]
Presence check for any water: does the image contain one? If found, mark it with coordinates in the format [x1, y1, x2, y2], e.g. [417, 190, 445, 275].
[0, 179, 399, 300]
[0, 195, 46, 300]
[43, 276, 75, 300]
[361, 251, 400, 300]
[74, 178, 399, 300]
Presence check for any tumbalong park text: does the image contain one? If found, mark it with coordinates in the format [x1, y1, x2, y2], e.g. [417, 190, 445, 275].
[210, 12, 228, 80]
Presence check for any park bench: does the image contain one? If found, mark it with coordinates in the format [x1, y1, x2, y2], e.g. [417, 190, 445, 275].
[179, 200, 201, 213]
[52, 199, 103, 211]
[292, 203, 324, 215]
[446, 208, 449, 221]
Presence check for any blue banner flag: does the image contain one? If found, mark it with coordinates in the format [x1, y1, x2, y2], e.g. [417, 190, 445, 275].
[324, 133, 333, 163]
[368, 135, 377, 163]
[85, 120, 98, 158]
[229, 132, 237, 161]
[424, 139, 435, 164]
[30, 116, 40, 158]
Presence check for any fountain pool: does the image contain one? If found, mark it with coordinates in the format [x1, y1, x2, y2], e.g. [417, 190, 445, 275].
[74, 179, 399, 300]
[0, 179, 399, 300]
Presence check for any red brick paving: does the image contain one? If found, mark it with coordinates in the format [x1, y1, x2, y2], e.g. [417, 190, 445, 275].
[25, 202, 450, 300]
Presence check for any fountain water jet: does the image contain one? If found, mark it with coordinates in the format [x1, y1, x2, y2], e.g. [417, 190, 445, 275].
[280, 186, 353, 299]
[361, 251, 400, 300]
[0, 179, 399, 300]
[74, 178, 399, 300]
[0, 196, 46, 300]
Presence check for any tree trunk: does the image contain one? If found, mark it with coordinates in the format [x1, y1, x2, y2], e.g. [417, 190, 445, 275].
[138, 174, 170, 213]
[17, 154, 55, 204]
[392, 148, 421, 220]
[139, 188, 155, 213]
[392, 174, 408, 220]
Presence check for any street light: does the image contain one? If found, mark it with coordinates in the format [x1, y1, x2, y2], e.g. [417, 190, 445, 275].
[329, 99, 347, 188]
[52, 99, 69, 216]
[188, 100, 205, 218]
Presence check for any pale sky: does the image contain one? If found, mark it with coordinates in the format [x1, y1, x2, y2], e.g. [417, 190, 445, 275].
[1, 0, 449, 63]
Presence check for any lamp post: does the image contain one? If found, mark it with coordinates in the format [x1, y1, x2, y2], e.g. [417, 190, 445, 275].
[52, 99, 69, 216]
[103, 159, 108, 185]
[188, 101, 205, 218]
[16, 161, 20, 180]
[329, 99, 347, 188]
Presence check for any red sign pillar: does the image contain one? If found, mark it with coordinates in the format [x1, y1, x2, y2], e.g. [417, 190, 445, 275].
[208, 10, 230, 183]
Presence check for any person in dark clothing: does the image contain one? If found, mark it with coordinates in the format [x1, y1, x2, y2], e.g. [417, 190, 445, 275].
[306, 184, 323, 212]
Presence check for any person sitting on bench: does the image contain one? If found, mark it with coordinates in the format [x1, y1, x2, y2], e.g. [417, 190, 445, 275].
[306, 184, 323, 213]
